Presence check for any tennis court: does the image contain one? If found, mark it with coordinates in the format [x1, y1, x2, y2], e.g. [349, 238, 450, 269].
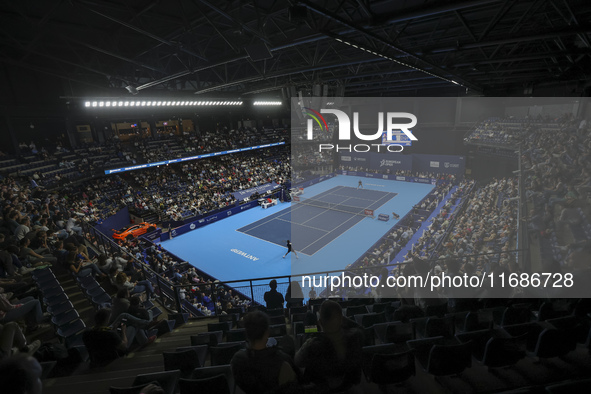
[237, 186, 398, 255]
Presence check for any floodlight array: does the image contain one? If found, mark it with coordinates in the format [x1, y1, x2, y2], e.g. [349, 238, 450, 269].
[253, 101, 282, 106]
[84, 100, 243, 108]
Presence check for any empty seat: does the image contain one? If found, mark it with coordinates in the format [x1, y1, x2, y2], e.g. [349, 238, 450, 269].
[455, 329, 493, 361]
[226, 329, 246, 342]
[210, 344, 244, 366]
[208, 322, 230, 333]
[501, 305, 532, 326]
[482, 335, 526, 368]
[346, 304, 368, 317]
[269, 324, 287, 337]
[190, 332, 218, 347]
[265, 308, 284, 317]
[179, 375, 230, 394]
[131, 370, 181, 394]
[532, 328, 577, 359]
[51, 309, 80, 328]
[366, 351, 415, 386]
[289, 305, 308, 316]
[163, 349, 203, 378]
[425, 341, 472, 376]
[191, 365, 235, 393]
[412, 316, 455, 338]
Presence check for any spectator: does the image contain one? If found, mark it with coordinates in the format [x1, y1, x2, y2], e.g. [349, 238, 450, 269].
[295, 300, 363, 392]
[14, 218, 30, 241]
[67, 251, 106, 278]
[263, 280, 284, 310]
[115, 272, 155, 301]
[109, 289, 130, 324]
[0, 293, 50, 334]
[0, 354, 43, 394]
[0, 322, 40, 359]
[231, 311, 298, 393]
[83, 309, 128, 367]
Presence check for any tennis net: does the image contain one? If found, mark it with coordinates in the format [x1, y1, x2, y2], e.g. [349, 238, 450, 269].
[293, 196, 374, 217]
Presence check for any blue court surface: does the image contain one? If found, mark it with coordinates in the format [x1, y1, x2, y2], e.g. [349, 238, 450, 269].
[237, 186, 397, 255]
[161, 175, 434, 282]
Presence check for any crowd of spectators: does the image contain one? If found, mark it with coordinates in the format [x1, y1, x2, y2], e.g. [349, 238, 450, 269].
[124, 147, 290, 221]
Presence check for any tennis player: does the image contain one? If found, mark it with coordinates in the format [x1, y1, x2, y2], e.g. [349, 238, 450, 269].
[357, 180, 363, 189]
[283, 240, 299, 259]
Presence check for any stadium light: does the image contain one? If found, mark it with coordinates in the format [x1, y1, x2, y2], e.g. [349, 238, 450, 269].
[83, 98, 244, 108]
[253, 101, 282, 106]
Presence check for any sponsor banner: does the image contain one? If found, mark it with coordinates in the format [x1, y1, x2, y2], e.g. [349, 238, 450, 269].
[143, 228, 162, 242]
[378, 214, 390, 222]
[232, 182, 280, 201]
[105, 141, 285, 175]
[341, 172, 437, 186]
[412, 153, 465, 175]
[369, 153, 412, 171]
[340, 152, 462, 174]
[293, 173, 335, 189]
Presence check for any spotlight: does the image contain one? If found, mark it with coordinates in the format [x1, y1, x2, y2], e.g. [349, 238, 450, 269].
[84, 101, 90, 107]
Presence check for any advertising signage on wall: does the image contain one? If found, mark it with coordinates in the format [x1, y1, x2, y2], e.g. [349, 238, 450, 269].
[104, 141, 285, 175]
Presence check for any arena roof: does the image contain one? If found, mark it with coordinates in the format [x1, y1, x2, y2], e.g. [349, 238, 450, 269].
[1, 0, 591, 98]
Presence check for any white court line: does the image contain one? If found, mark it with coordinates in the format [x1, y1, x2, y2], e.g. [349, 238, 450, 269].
[301, 191, 398, 255]
[276, 217, 330, 233]
[233, 229, 312, 256]
[301, 208, 363, 255]
[326, 191, 395, 203]
[300, 196, 356, 225]
[237, 203, 305, 233]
